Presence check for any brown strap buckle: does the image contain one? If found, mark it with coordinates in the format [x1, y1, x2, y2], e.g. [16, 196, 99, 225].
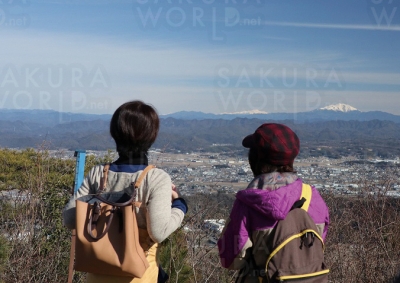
[99, 164, 110, 193]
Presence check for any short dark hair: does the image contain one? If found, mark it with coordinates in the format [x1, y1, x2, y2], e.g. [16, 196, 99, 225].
[110, 100, 159, 156]
[248, 148, 294, 177]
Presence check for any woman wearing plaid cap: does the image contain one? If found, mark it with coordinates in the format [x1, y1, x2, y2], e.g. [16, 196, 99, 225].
[217, 123, 329, 283]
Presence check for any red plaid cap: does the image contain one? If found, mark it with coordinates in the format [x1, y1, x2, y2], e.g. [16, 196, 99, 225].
[242, 123, 300, 166]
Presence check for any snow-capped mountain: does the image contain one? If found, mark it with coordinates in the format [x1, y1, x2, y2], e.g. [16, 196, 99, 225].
[320, 103, 358, 112]
[159, 106, 400, 123]
[220, 109, 269, 115]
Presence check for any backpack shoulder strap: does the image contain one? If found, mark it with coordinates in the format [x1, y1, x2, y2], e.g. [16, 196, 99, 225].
[300, 183, 312, 212]
[134, 165, 156, 188]
[99, 164, 154, 193]
[133, 165, 155, 208]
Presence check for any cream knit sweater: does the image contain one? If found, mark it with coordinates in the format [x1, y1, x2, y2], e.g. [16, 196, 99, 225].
[63, 165, 185, 243]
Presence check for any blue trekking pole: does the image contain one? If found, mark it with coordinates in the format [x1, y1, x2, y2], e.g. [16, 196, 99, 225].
[73, 150, 86, 194]
[68, 150, 86, 283]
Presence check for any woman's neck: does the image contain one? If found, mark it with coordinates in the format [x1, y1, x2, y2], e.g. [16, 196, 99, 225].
[114, 152, 148, 165]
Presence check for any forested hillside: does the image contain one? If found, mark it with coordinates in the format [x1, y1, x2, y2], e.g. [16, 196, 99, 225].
[1, 118, 400, 158]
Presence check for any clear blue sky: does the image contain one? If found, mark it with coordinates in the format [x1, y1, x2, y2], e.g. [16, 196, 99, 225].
[1, 0, 399, 114]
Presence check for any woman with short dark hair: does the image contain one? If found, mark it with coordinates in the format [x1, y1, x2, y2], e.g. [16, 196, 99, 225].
[110, 101, 160, 158]
[63, 100, 187, 283]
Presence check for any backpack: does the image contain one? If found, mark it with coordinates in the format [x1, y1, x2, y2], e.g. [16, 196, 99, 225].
[263, 183, 329, 282]
[73, 165, 154, 278]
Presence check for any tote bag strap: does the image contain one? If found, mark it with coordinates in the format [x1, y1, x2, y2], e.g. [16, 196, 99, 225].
[134, 165, 155, 188]
[88, 165, 155, 241]
[95, 165, 156, 206]
[132, 165, 155, 208]
[100, 164, 153, 192]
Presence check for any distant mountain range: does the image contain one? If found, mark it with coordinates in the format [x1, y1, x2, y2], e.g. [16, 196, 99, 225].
[160, 104, 400, 123]
[0, 105, 400, 157]
[0, 108, 110, 127]
[1, 104, 399, 125]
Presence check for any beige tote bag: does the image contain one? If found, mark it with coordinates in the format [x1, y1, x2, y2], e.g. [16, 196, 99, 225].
[74, 165, 154, 277]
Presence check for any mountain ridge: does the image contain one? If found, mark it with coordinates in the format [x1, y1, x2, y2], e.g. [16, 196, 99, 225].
[160, 105, 400, 123]
[1, 103, 399, 124]
[1, 116, 400, 159]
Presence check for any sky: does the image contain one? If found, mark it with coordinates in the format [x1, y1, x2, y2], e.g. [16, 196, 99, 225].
[0, 0, 399, 115]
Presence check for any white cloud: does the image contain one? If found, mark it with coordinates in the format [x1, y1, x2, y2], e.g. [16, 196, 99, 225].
[1, 29, 399, 115]
[263, 21, 400, 31]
